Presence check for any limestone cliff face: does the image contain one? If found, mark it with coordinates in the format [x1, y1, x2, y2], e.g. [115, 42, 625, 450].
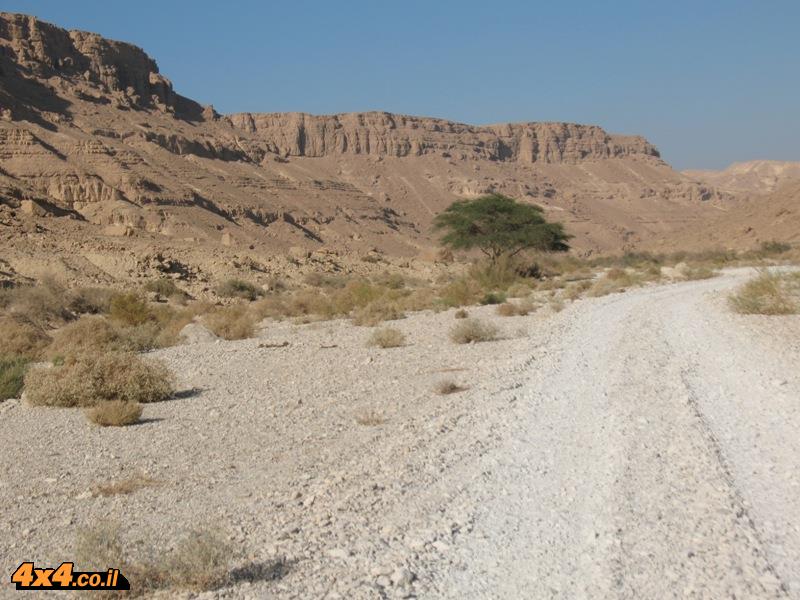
[226, 112, 660, 164]
[0, 12, 174, 108]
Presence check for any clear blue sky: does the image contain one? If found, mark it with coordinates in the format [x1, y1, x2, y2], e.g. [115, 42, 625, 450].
[5, 0, 798, 169]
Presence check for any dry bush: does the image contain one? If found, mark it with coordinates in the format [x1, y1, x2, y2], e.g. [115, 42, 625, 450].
[434, 380, 468, 395]
[729, 271, 798, 315]
[468, 256, 522, 291]
[86, 401, 143, 427]
[215, 279, 263, 301]
[77, 524, 233, 595]
[5, 276, 71, 325]
[204, 304, 256, 340]
[564, 280, 592, 301]
[303, 272, 346, 288]
[46, 315, 127, 358]
[367, 327, 406, 348]
[25, 352, 174, 408]
[331, 280, 383, 315]
[439, 278, 482, 308]
[496, 300, 535, 316]
[109, 293, 152, 326]
[480, 291, 507, 305]
[506, 282, 533, 298]
[143, 279, 185, 298]
[0, 355, 29, 401]
[68, 286, 115, 315]
[454, 308, 469, 319]
[549, 298, 566, 312]
[351, 299, 405, 326]
[449, 319, 499, 344]
[588, 270, 642, 297]
[355, 409, 387, 426]
[683, 266, 718, 281]
[0, 316, 51, 358]
[92, 473, 160, 497]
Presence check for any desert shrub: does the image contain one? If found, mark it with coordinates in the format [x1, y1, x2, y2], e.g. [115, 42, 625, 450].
[759, 240, 791, 255]
[86, 401, 143, 427]
[480, 291, 507, 305]
[0, 355, 29, 401]
[439, 278, 481, 308]
[605, 267, 628, 281]
[506, 282, 533, 298]
[46, 316, 126, 358]
[77, 525, 233, 595]
[6, 276, 71, 325]
[549, 298, 566, 312]
[367, 327, 406, 348]
[355, 409, 387, 426]
[496, 299, 535, 316]
[352, 299, 405, 326]
[449, 319, 499, 344]
[68, 287, 115, 315]
[92, 474, 160, 497]
[588, 271, 639, 297]
[24, 352, 174, 408]
[303, 272, 346, 288]
[729, 271, 798, 315]
[215, 279, 262, 301]
[683, 266, 718, 281]
[0, 316, 51, 358]
[204, 304, 256, 340]
[564, 280, 591, 301]
[468, 256, 522, 291]
[109, 292, 153, 326]
[331, 280, 383, 314]
[434, 380, 467, 395]
[454, 308, 469, 319]
[144, 278, 182, 297]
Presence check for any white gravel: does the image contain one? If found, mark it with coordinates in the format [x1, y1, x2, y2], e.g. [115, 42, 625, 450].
[0, 268, 798, 598]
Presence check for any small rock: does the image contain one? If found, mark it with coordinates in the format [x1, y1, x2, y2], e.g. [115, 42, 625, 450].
[390, 567, 414, 587]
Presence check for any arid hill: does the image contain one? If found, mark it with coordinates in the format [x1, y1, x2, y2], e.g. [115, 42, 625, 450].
[0, 12, 796, 288]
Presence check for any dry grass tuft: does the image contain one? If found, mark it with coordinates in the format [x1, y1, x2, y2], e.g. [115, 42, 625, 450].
[204, 304, 256, 340]
[4, 276, 71, 325]
[92, 474, 161, 497]
[109, 293, 153, 326]
[86, 400, 143, 427]
[68, 286, 115, 315]
[0, 355, 29, 401]
[351, 299, 405, 326]
[77, 524, 234, 595]
[729, 271, 799, 315]
[24, 352, 174, 408]
[46, 315, 127, 359]
[496, 299, 536, 317]
[449, 318, 499, 344]
[355, 409, 387, 426]
[454, 308, 469, 319]
[367, 327, 406, 348]
[434, 380, 468, 395]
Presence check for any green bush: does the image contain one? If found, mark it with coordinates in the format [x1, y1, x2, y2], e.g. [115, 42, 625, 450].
[0, 355, 29, 401]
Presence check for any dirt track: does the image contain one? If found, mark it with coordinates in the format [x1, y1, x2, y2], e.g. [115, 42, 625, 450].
[1, 269, 798, 598]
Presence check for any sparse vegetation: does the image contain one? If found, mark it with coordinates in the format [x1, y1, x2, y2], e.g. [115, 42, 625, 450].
[434, 380, 468, 395]
[367, 327, 406, 348]
[0, 355, 29, 401]
[68, 286, 115, 315]
[204, 304, 257, 340]
[729, 271, 799, 315]
[86, 400, 143, 427]
[24, 352, 174, 408]
[355, 409, 387, 426]
[449, 318, 499, 344]
[144, 278, 183, 298]
[92, 474, 161, 497]
[76, 524, 234, 595]
[109, 292, 153, 326]
[496, 300, 535, 317]
[454, 308, 469, 319]
[216, 279, 263, 301]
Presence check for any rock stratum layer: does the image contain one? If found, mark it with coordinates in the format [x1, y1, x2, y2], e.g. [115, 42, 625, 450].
[0, 12, 797, 288]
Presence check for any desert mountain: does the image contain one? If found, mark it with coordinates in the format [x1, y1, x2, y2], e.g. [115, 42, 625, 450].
[684, 160, 800, 195]
[0, 12, 793, 288]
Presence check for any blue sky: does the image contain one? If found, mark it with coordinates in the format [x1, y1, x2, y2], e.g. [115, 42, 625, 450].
[4, 1, 798, 169]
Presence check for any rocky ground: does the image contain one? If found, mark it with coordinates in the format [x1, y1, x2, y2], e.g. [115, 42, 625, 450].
[1, 268, 798, 598]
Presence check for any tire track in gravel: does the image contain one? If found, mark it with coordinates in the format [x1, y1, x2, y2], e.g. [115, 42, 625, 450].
[417, 270, 797, 599]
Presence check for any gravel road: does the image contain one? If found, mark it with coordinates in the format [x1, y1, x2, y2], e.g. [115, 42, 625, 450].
[1, 268, 798, 599]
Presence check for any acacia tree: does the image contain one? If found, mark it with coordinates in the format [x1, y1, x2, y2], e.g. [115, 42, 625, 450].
[433, 194, 571, 261]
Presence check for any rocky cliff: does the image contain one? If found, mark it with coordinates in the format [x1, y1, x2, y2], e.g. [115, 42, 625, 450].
[226, 111, 660, 163]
